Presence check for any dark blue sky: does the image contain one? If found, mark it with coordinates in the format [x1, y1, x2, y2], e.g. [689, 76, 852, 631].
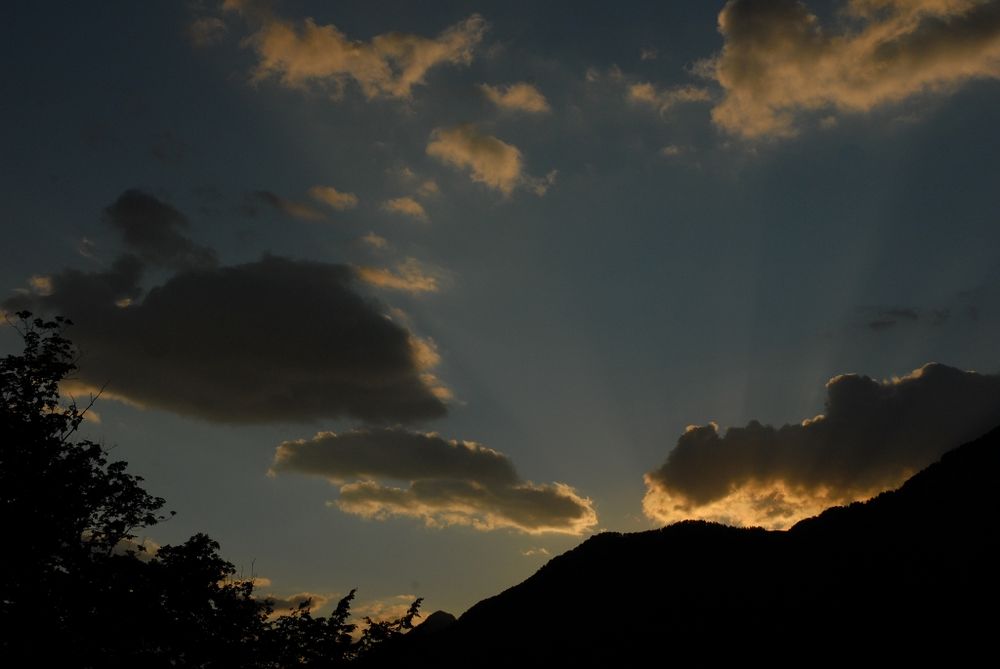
[4, 0, 1000, 616]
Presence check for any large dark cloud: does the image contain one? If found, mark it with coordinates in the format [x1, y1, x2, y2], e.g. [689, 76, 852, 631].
[4, 191, 446, 424]
[270, 428, 597, 534]
[272, 429, 517, 485]
[105, 189, 217, 270]
[644, 363, 1000, 528]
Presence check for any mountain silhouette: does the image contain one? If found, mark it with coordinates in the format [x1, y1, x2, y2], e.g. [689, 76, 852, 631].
[374, 424, 1000, 664]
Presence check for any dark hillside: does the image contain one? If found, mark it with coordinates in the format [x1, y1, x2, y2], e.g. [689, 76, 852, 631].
[382, 425, 1000, 665]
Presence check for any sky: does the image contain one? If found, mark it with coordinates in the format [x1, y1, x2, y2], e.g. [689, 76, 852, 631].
[4, 0, 1000, 618]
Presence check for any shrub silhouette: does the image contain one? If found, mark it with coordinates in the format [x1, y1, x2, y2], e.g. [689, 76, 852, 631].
[0, 312, 420, 666]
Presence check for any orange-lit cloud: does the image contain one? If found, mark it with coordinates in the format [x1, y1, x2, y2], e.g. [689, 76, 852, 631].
[427, 125, 555, 196]
[706, 0, 1000, 138]
[235, 7, 487, 100]
[643, 475, 863, 530]
[356, 258, 441, 293]
[381, 196, 428, 220]
[336, 480, 597, 535]
[586, 64, 710, 119]
[520, 547, 551, 557]
[627, 82, 712, 116]
[408, 335, 452, 402]
[271, 428, 598, 535]
[643, 363, 1000, 529]
[28, 275, 53, 296]
[416, 180, 439, 197]
[309, 185, 359, 210]
[427, 125, 523, 195]
[351, 594, 418, 623]
[480, 82, 551, 113]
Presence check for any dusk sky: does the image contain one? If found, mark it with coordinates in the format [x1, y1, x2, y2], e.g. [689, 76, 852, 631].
[5, 0, 1000, 618]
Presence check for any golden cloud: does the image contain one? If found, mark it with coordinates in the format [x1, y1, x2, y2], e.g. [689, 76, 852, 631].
[309, 185, 359, 210]
[381, 196, 428, 220]
[479, 82, 551, 113]
[272, 428, 598, 535]
[426, 125, 526, 195]
[356, 258, 441, 293]
[239, 10, 487, 99]
[707, 0, 1000, 138]
[627, 82, 712, 116]
[643, 363, 1000, 529]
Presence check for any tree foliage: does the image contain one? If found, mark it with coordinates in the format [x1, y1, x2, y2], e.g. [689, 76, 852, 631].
[0, 312, 421, 667]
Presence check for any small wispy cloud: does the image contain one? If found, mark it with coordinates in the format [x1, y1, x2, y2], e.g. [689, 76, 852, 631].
[309, 185, 359, 210]
[479, 82, 551, 113]
[381, 196, 428, 221]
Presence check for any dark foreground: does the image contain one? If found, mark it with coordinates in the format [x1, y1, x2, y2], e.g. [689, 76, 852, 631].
[372, 425, 1000, 665]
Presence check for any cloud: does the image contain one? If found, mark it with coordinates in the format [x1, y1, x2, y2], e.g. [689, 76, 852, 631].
[272, 429, 518, 484]
[660, 145, 684, 157]
[81, 529, 158, 560]
[352, 595, 418, 624]
[5, 194, 447, 424]
[360, 232, 389, 250]
[237, 9, 487, 99]
[309, 185, 359, 210]
[526, 170, 558, 197]
[336, 480, 596, 535]
[627, 82, 712, 116]
[381, 197, 428, 221]
[640, 47, 659, 61]
[5, 256, 448, 423]
[428, 125, 551, 196]
[28, 275, 53, 296]
[858, 305, 958, 331]
[271, 428, 598, 535]
[877, 307, 920, 321]
[589, 65, 709, 118]
[188, 16, 228, 47]
[479, 83, 551, 113]
[110, 536, 160, 562]
[250, 190, 326, 221]
[104, 190, 217, 270]
[643, 363, 1000, 529]
[520, 547, 550, 557]
[262, 591, 332, 616]
[706, 0, 1000, 138]
[416, 180, 439, 198]
[356, 258, 441, 294]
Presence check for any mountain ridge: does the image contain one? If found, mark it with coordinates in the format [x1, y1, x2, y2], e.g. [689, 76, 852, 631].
[381, 424, 1000, 664]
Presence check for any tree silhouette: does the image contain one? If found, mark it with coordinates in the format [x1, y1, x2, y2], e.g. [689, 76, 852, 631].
[0, 311, 423, 666]
[355, 597, 424, 656]
[1, 312, 174, 663]
[267, 590, 358, 666]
